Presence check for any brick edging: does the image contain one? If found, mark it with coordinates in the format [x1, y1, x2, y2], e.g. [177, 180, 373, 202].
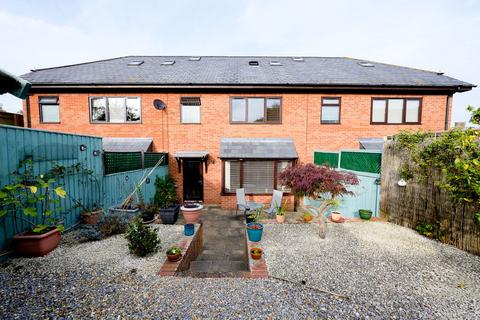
[158, 223, 203, 276]
[245, 225, 268, 279]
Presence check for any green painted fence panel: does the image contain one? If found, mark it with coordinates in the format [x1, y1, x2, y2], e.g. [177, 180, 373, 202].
[313, 151, 339, 167]
[339, 151, 382, 174]
[0, 125, 169, 253]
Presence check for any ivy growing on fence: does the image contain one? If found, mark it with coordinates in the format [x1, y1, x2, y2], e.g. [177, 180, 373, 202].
[393, 106, 480, 224]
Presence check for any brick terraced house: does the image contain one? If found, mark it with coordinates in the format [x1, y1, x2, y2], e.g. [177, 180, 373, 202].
[20, 56, 474, 209]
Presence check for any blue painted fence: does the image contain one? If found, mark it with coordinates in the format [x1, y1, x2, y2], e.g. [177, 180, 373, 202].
[0, 125, 168, 253]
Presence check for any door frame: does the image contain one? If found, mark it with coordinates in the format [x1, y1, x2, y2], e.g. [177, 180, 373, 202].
[182, 159, 204, 202]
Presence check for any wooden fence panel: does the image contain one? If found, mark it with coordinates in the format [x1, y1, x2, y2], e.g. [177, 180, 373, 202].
[380, 140, 480, 255]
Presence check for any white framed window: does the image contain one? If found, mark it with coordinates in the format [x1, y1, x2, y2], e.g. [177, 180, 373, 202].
[321, 97, 341, 124]
[39, 96, 60, 123]
[180, 97, 201, 123]
[89, 97, 141, 123]
[371, 98, 421, 124]
[230, 97, 282, 123]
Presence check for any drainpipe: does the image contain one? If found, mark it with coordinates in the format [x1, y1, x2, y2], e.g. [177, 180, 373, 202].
[25, 95, 32, 128]
[444, 94, 452, 130]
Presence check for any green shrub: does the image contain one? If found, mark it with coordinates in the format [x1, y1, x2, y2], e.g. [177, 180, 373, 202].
[125, 217, 161, 257]
[153, 175, 177, 208]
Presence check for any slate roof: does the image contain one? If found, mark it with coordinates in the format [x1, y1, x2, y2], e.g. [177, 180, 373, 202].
[21, 56, 474, 90]
[102, 137, 152, 152]
[220, 138, 298, 159]
[174, 151, 209, 159]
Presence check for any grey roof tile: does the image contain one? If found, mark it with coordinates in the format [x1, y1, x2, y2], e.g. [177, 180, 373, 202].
[21, 56, 474, 89]
[220, 137, 298, 159]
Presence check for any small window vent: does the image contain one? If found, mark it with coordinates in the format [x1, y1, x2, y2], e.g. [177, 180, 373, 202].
[358, 61, 374, 67]
[270, 61, 282, 66]
[248, 61, 259, 66]
[161, 60, 175, 65]
[180, 97, 201, 106]
[128, 60, 144, 66]
[292, 57, 304, 62]
[436, 71, 444, 75]
[188, 57, 201, 61]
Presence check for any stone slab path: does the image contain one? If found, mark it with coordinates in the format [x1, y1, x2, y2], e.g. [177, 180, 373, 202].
[185, 206, 248, 276]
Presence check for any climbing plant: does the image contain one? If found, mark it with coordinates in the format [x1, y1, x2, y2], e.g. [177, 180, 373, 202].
[393, 106, 480, 223]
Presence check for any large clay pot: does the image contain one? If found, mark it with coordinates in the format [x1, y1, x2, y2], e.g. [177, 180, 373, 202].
[14, 228, 61, 257]
[80, 209, 102, 225]
[181, 203, 203, 223]
[331, 211, 342, 222]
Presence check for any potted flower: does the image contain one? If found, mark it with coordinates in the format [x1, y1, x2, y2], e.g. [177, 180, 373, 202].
[80, 205, 103, 225]
[274, 201, 287, 223]
[250, 247, 263, 260]
[180, 202, 203, 224]
[0, 166, 67, 256]
[303, 212, 313, 222]
[154, 175, 180, 224]
[246, 222, 263, 242]
[245, 208, 262, 224]
[359, 209, 373, 220]
[166, 246, 182, 262]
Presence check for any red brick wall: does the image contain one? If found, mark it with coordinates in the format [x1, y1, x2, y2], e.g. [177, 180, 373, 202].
[24, 92, 450, 208]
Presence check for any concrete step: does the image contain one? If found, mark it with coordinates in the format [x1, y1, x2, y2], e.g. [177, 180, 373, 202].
[189, 260, 248, 273]
[196, 249, 246, 261]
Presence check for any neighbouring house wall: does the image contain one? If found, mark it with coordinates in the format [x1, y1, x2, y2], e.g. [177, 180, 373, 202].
[0, 111, 23, 127]
[380, 140, 480, 255]
[24, 92, 450, 208]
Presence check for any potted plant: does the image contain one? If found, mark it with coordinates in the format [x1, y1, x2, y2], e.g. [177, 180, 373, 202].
[359, 209, 373, 220]
[303, 212, 313, 222]
[246, 222, 263, 242]
[0, 159, 67, 256]
[250, 247, 263, 260]
[141, 204, 157, 224]
[166, 246, 182, 262]
[180, 202, 203, 224]
[80, 205, 103, 225]
[154, 175, 180, 224]
[274, 201, 287, 223]
[245, 208, 262, 224]
[331, 211, 342, 222]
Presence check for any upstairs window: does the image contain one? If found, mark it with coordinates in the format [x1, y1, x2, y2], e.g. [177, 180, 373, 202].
[321, 97, 341, 124]
[39, 96, 60, 123]
[90, 97, 141, 123]
[371, 98, 421, 124]
[180, 97, 201, 123]
[230, 97, 281, 124]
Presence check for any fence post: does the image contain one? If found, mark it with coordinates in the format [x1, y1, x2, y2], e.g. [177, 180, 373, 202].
[141, 151, 145, 169]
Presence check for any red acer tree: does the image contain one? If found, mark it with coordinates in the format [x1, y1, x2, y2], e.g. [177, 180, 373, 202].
[279, 163, 359, 238]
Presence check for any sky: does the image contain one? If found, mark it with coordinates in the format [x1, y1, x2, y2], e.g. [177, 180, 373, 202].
[0, 0, 478, 124]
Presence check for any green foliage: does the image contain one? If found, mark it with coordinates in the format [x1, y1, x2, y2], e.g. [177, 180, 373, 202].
[166, 246, 181, 255]
[97, 214, 132, 237]
[153, 175, 177, 208]
[274, 200, 288, 216]
[247, 208, 264, 222]
[415, 221, 434, 238]
[467, 105, 480, 125]
[474, 213, 480, 225]
[0, 158, 67, 234]
[125, 217, 161, 257]
[393, 112, 480, 223]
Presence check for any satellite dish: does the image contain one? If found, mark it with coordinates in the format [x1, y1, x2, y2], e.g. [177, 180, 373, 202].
[153, 99, 166, 110]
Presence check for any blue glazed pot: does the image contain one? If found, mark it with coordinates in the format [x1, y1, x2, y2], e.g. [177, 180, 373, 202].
[246, 222, 263, 242]
[184, 223, 195, 236]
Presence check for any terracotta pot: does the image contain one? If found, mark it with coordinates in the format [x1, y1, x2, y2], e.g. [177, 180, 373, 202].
[181, 204, 203, 224]
[80, 209, 102, 225]
[14, 228, 61, 257]
[250, 248, 263, 260]
[276, 215, 285, 223]
[331, 211, 342, 222]
[167, 253, 182, 262]
[303, 215, 313, 222]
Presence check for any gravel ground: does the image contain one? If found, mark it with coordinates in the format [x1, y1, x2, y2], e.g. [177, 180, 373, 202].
[0, 222, 479, 319]
[263, 221, 480, 319]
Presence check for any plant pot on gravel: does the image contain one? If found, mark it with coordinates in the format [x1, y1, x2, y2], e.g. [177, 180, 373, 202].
[250, 247, 263, 260]
[303, 212, 313, 222]
[359, 209, 373, 220]
[80, 208, 102, 225]
[331, 211, 342, 222]
[159, 204, 180, 224]
[166, 246, 182, 262]
[153, 174, 180, 224]
[181, 203, 203, 224]
[246, 222, 264, 242]
[14, 228, 62, 257]
[141, 204, 157, 224]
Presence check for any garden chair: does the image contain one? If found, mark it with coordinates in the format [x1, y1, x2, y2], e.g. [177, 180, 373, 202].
[235, 188, 262, 215]
[265, 189, 283, 218]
